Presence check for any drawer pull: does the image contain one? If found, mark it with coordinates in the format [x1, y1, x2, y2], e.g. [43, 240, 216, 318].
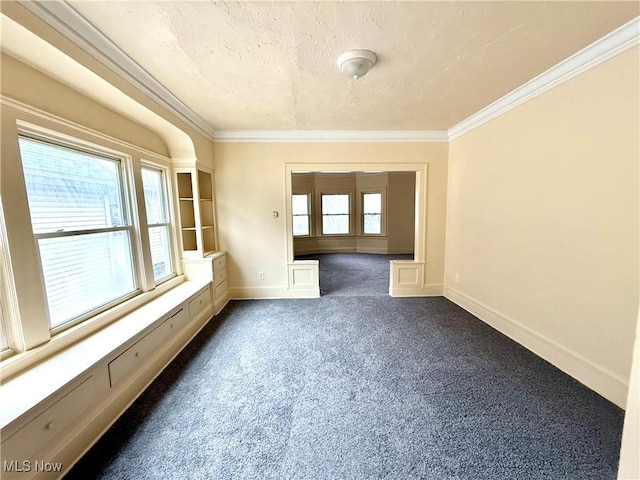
[134, 351, 140, 358]
[45, 421, 54, 430]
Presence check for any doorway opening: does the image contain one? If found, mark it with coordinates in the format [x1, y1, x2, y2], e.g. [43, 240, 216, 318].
[291, 171, 415, 296]
[284, 164, 427, 297]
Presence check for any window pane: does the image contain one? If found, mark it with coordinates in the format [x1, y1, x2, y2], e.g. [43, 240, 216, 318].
[364, 214, 382, 234]
[38, 231, 136, 328]
[19, 138, 126, 234]
[142, 167, 168, 224]
[293, 215, 310, 236]
[149, 226, 173, 281]
[292, 194, 309, 215]
[323, 215, 349, 234]
[363, 193, 382, 214]
[322, 194, 349, 214]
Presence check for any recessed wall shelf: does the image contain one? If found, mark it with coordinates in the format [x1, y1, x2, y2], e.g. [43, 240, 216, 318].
[175, 167, 218, 258]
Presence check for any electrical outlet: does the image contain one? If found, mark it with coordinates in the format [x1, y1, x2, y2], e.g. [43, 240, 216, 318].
[258, 271, 264, 280]
[454, 273, 460, 284]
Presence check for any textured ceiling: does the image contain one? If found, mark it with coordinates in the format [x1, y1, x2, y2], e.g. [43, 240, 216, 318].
[68, 1, 639, 131]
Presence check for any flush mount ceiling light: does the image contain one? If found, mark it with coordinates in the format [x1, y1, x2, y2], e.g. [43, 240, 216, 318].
[337, 49, 377, 80]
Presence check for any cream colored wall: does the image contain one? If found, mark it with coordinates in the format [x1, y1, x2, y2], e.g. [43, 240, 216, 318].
[445, 47, 640, 407]
[214, 142, 448, 296]
[388, 172, 416, 254]
[1, 53, 169, 156]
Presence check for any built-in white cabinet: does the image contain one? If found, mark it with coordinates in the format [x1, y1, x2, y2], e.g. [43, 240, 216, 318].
[0, 282, 213, 479]
[175, 167, 217, 258]
[183, 251, 229, 314]
[175, 165, 229, 312]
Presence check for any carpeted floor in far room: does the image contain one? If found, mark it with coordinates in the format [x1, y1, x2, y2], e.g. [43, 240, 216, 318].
[65, 253, 624, 480]
[295, 252, 414, 296]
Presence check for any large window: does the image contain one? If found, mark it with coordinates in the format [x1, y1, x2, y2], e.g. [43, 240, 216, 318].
[142, 166, 174, 282]
[321, 194, 350, 235]
[292, 193, 311, 236]
[362, 192, 383, 235]
[19, 137, 137, 330]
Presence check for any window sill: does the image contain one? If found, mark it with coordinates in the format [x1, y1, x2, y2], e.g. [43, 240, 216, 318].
[0, 278, 209, 430]
[1, 276, 185, 381]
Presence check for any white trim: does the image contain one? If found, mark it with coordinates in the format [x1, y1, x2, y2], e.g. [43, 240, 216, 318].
[229, 286, 320, 299]
[444, 286, 628, 408]
[214, 130, 449, 143]
[0, 276, 186, 381]
[389, 284, 443, 297]
[449, 16, 640, 140]
[3, 96, 171, 164]
[21, 1, 216, 141]
[17, 3, 637, 145]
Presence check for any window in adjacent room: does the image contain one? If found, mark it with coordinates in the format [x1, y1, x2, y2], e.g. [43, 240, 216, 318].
[321, 193, 350, 235]
[142, 166, 175, 282]
[362, 192, 383, 235]
[18, 136, 137, 330]
[292, 193, 311, 236]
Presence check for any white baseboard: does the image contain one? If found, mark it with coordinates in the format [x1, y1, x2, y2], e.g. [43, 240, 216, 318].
[444, 286, 628, 408]
[294, 246, 358, 255]
[229, 286, 320, 299]
[390, 284, 443, 297]
[387, 248, 414, 255]
[355, 246, 388, 254]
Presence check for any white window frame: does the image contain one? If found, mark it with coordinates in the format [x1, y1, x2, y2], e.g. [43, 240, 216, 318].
[141, 163, 177, 284]
[292, 192, 312, 237]
[0, 200, 17, 360]
[19, 134, 141, 333]
[359, 189, 386, 236]
[0, 114, 183, 374]
[319, 191, 352, 236]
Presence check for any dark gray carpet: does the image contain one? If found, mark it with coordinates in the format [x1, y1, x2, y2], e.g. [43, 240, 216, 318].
[65, 255, 623, 480]
[296, 253, 413, 296]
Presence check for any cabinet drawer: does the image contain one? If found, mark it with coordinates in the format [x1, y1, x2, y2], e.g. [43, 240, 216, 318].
[163, 307, 188, 339]
[213, 254, 226, 272]
[214, 267, 227, 287]
[215, 279, 228, 299]
[108, 323, 166, 388]
[1, 376, 96, 461]
[188, 288, 210, 320]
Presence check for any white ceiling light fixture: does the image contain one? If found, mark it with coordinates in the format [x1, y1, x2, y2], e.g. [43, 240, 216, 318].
[337, 49, 377, 80]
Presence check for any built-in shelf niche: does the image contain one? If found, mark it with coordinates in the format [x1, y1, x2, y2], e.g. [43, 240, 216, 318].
[175, 168, 217, 257]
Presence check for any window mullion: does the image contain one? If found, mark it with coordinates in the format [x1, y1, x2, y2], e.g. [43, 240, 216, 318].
[130, 157, 155, 292]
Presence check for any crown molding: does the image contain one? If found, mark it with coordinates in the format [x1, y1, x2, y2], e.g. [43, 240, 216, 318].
[20, 1, 216, 141]
[449, 16, 640, 140]
[16, 3, 638, 145]
[214, 130, 449, 143]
